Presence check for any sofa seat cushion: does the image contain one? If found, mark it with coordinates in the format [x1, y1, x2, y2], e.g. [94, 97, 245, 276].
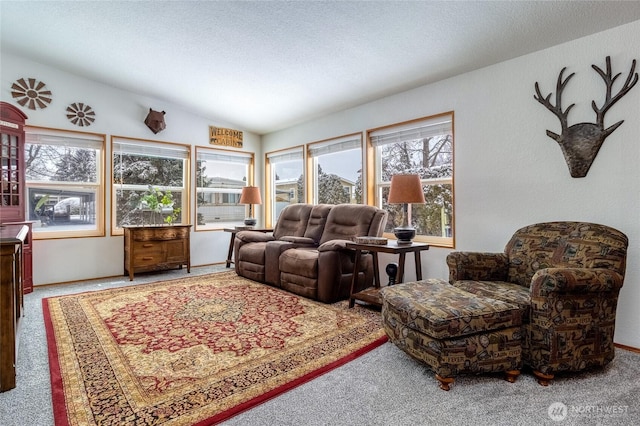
[452, 280, 531, 322]
[279, 248, 319, 279]
[381, 279, 522, 339]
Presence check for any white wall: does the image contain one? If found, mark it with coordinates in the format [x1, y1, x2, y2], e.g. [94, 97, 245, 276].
[1, 52, 263, 284]
[262, 20, 640, 348]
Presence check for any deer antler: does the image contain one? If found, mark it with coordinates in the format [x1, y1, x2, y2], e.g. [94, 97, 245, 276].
[534, 67, 576, 141]
[591, 56, 639, 128]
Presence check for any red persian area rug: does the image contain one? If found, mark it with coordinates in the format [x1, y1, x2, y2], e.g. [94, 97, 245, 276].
[43, 271, 387, 425]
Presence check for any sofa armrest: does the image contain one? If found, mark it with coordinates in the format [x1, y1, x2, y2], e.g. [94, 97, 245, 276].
[530, 268, 625, 296]
[446, 252, 509, 283]
[280, 236, 317, 246]
[236, 230, 275, 243]
[318, 239, 353, 252]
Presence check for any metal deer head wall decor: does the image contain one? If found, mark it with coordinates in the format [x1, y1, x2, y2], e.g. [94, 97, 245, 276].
[534, 56, 638, 178]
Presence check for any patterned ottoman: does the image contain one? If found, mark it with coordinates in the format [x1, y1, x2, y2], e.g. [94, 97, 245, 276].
[381, 279, 523, 390]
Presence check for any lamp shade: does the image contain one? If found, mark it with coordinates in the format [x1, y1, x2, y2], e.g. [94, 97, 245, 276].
[239, 186, 262, 205]
[388, 174, 425, 204]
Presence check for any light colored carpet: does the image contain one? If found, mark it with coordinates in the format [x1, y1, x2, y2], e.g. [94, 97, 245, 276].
[1, 265, 638, 425]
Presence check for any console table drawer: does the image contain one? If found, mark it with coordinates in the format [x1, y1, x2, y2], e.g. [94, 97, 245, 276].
[131, 226, 189, 241]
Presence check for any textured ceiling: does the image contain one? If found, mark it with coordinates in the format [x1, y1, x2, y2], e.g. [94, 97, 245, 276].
[2, 1, 640, 135]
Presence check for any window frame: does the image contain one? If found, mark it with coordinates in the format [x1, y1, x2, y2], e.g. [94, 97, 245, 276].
[306, 133, 363, 205]
[110, 135, 191, 236]
[194, 146, 255, 231]
[24, 125, 106, 240]
[264, 145, 305, 227]
[366, 111, 455, 248]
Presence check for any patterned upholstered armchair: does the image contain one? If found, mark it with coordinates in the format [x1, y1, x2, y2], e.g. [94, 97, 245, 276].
[446, 222, 628, 385]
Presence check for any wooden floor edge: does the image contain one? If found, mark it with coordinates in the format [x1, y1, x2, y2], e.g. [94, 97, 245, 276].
[614, 343, 640, 354]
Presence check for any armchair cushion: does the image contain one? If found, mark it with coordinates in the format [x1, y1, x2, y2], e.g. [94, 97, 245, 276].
[451, 280, 531, 322]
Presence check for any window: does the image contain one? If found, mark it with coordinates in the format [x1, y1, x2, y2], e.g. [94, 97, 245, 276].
[111, 137, 190, 234]
[195, 147, 254, 230]
[307, 134, 362, 205]
[265, 146, 304, 226]
[368, 112, 454, 247]
[24, 127, 105, 239]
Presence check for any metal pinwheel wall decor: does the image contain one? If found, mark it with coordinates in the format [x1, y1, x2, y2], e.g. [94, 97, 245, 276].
[11, 77, 52, 110]
[66, 102, 96, 127]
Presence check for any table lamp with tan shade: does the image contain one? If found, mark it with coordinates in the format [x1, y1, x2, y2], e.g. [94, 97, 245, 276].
[239, 186, 262, 226]
[387, 174, 425, 244]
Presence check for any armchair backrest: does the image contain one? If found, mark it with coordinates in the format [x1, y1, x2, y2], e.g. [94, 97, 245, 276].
[273, 204, 313, 239]
[319, 204, 388, 244]
[504, 221, 628, 287]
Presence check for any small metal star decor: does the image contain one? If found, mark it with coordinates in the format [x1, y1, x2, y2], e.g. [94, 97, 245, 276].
[66, 102, 96, 127]
[11, 77, 52, 110]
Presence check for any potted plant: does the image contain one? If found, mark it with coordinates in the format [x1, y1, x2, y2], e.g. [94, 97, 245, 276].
[140, 185, 181, 225]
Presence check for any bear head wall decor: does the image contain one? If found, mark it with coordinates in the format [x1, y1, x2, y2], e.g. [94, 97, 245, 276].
[144, 108, 166, 134]
[533, 56, 638, 178]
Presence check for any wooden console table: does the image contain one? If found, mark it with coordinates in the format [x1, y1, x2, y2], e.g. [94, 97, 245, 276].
[1, 224, 27, 392]
[348, 241, 430, 308]
[123, 225, 192, 280]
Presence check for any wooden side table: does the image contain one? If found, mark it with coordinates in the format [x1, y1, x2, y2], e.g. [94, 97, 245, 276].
[223, 227, 273, 268]
[347, 241, 430, 308]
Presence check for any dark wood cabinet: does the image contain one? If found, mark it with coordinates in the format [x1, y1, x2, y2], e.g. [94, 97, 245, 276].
[0, 102, 33, 294]
[0, 102, 28, 223]
[0, 224, 27, 392]
[123, 225, 192, 280]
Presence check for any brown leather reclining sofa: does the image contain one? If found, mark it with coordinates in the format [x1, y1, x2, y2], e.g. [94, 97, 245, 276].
[234, 203, 388, 303]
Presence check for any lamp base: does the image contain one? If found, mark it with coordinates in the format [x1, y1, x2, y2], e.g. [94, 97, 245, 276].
[243, 218, 257, 226]
[393, 227, 415, 244]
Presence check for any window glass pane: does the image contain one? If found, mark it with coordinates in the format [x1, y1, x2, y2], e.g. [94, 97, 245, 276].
[112, 138, 188, 230]
[373, 113, 454, 244]
[313, 147, 361, 204]
[25, 128, 104, 238]
[267, 148, 304, 222]
[196, 148, 252, 230]
[273, 158, 303, 219]
[380, 182, 453, 237]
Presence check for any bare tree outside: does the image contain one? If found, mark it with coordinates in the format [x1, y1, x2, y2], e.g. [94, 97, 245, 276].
[379, 134, 453, 237]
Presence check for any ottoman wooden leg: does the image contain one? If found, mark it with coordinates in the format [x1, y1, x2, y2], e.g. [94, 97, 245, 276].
[505, 370, 520, 383]
[435, 374, 455, 391]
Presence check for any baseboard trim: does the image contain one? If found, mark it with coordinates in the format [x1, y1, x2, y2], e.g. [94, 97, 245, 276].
[615, 343, 640, 354]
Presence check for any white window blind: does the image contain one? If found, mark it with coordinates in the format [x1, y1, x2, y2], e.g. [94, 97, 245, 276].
[370, 118, 452, 147]
[308, 135, 362, 157]
[113, 139, 189, 159]
[197, 150, 251, 164]
[26, 130, 103, 150]
[267, 148, 303, 163]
